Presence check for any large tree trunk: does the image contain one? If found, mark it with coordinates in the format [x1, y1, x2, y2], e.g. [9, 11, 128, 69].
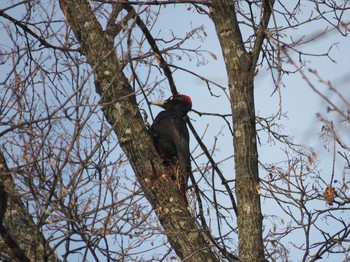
[210, 0, 273, 260]
[59, 0, 218, 260]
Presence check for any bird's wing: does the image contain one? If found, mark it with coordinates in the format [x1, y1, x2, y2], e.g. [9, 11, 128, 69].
[152, 113, 191, 171]
[167, 117, 191, 175]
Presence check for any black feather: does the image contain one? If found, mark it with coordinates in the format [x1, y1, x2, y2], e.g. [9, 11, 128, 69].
[150, 95, 192, 196]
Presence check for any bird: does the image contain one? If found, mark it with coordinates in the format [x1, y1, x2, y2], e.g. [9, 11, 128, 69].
[150, 94, 192, 199]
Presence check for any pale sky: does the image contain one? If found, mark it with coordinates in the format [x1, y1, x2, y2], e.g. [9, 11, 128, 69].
[1, 1, 350, 261]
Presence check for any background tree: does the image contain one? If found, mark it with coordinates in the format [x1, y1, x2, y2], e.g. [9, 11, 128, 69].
[0, 0, 349, 261]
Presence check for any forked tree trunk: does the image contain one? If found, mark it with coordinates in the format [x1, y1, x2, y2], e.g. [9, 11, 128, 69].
[210, 0, 269, 260]
[0, 0, 272, 260]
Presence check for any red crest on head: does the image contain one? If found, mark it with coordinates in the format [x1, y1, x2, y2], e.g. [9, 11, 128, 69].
[178, 94, 192, 105]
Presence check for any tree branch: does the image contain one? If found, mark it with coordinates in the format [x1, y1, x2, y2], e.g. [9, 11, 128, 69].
[123, 4, 178, 94]
[0, 9, 80, 52]
[251, 0, 276, 70]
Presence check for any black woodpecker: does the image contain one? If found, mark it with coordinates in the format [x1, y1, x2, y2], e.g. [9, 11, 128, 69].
[150, 94, 192, 197]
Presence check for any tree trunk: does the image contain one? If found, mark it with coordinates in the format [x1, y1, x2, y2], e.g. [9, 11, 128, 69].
[59, 0, 218, 260]
[210, 0, 268, 260]
[0, 152, 61, 262]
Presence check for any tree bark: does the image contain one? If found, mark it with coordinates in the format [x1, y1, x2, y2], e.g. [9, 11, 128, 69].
[0, 152, 61, 262]
[59, 0, 218, 260]
[209, 0, 274, 260]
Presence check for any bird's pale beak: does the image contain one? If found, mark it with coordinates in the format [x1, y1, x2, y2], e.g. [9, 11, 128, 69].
[150, 100, 165, 108]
